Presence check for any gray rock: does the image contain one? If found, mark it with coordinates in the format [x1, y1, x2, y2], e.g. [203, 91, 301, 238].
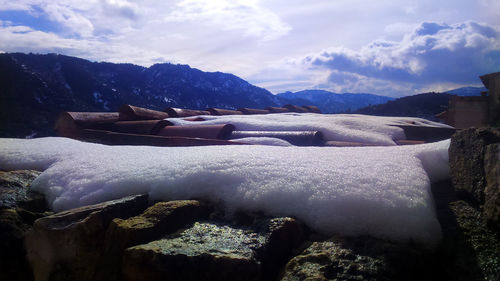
[123, 222, 265, 281]
[107, 200, 213, 249]
[0, 170, 46, 211]
[255, 217, 305, 281]
[25, 194, 148, 281]
[431, 180, 500, 281]
[122, 217, 304, 281]
[447, 200, 500, 281]
[0, 170, 48, 281]
[484, 144, 500, 233]
[280, 236, 428, 281]
[449, 127, 500, 204]
[94, 200, 213, 281]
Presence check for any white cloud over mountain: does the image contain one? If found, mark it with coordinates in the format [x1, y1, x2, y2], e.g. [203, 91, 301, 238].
[259, 21, 500, 96]
[310, 22, 498, 82]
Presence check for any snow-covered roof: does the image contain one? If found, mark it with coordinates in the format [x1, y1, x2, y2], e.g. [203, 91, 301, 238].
[54, 104, 455, 147]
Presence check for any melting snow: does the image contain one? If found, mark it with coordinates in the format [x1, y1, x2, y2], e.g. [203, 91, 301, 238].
[0, 131, 449, 246]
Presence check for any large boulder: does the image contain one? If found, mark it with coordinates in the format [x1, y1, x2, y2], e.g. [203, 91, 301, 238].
[25, 194, 148, 281]
[449, 127, 500, 204]
[122, 217, 304, 281]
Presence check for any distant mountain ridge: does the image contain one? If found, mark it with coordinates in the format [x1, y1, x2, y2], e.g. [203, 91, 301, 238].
[276, 90, 394, 113]
[0, 53, 486, 138]
[0, 53, 281, 137]
[354, 92, 452, 121]
[352, 86, 486, 121]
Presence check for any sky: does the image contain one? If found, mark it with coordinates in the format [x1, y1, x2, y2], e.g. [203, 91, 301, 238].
[0, 0, 499, 97]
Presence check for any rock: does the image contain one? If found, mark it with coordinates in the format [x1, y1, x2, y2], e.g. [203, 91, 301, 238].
[431, 180, 500, 281]
[0, 170, 48, 281]
[255, 217, 305, 281]
[107, 200, 213, 249]
[94, 200, 213, 281]
[123, 222, 265, 281]
[484, 144, 500, 233]
[280, 236, 429, 281]
[0, 170, 46, 211]
[446, 201, 500, 281]
[0, 208, 34, 281]
[449, 127, 500, 204]
[25, 194, 148, 281]
[122, 218, 304, 281]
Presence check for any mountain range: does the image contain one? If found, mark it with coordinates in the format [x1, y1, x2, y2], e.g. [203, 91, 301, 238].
[353, 87, 486, 121]
[276, 90, 394, 113]
[0, 53, 486, 138]
[0, 53, 281, 137]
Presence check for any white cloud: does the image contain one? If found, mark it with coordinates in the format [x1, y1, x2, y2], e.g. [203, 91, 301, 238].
[479, 0, 500, 15]
[164, 0, 291, 41]
[0, 0, 141, 37]
[293, 21, 500, 94]
[43, 3, 94, 37]
[248, 20, 500, 96]
[384, 22, 418, 38]
[0, 0, 34, 11]
[0, 21, 169, 66]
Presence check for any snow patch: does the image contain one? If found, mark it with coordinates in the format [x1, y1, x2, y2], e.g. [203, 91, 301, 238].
[93, 91, 110, 110]
[236, 137, 293, 146]
[0, 136, 449, 246]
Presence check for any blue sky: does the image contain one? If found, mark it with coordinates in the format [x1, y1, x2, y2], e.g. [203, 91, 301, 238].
[0, 0, 499, 97]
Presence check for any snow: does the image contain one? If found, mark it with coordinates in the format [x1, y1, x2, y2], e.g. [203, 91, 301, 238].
[167, 113, 452, 146]
[92, 91, 110, 110]
[234, 137, 293, 146]
[0, 135, 450, 246]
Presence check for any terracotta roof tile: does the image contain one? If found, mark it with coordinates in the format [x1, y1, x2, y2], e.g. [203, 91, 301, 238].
[54, 104, 454, 147]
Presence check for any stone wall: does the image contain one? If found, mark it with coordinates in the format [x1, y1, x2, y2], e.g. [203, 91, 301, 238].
[1, 128, 500, 281]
